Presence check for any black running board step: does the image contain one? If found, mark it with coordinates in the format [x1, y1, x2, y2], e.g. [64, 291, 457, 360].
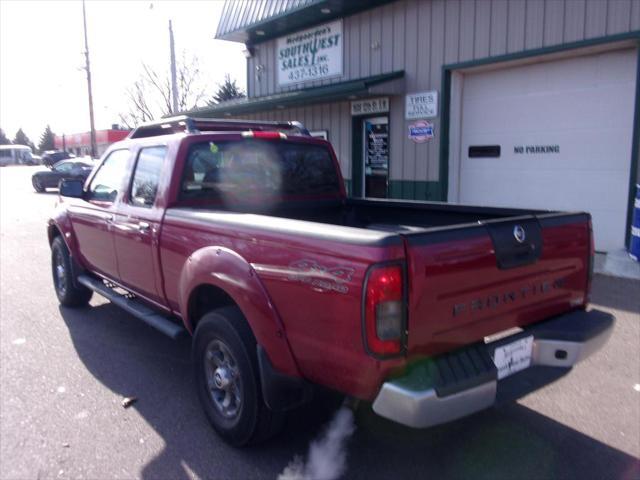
[77, 275, 184, 339]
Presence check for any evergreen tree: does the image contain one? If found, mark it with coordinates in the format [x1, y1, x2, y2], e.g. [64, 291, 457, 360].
[0, 128, 10, 145]
[13, 128, 35, 151]
[38, 125, 56, 153]
[208, 74, 245, 105]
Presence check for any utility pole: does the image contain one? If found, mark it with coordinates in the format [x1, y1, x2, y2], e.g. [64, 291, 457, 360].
[82, 0, 97, 158]
[169, 19, 178, 114]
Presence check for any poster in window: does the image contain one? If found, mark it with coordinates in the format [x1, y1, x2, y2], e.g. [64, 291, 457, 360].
[365, 122, 389, 168]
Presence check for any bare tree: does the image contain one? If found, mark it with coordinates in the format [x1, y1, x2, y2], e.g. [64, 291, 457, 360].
[119, 52, 207, 129]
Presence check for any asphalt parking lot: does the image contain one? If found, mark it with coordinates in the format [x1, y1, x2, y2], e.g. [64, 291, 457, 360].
[1, 165, 639, 480]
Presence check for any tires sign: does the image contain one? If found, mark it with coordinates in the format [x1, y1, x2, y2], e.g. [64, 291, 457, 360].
[405, 91, 438, 119]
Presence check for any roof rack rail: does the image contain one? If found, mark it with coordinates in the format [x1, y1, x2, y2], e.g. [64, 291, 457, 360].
[127, 115, 311, 139]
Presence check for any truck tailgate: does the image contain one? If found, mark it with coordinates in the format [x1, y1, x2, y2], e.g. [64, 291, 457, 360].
[404, 213, 591, 357]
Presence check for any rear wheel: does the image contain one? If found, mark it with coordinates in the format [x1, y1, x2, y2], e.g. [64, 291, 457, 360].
[51, 236, 93, 307]
[32, 176, 44, 193]
[194, 307, 283, 446]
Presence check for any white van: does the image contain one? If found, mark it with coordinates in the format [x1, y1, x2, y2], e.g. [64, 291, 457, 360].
[0, 145, 36, 166]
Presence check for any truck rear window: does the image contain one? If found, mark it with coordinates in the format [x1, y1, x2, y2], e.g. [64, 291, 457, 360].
[180, 140, 340, 200]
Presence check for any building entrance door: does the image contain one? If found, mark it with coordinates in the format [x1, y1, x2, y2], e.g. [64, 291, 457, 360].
[362, 116, 389, 198]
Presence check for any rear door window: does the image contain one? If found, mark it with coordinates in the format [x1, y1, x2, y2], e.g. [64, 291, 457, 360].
[129, 146, 166, 208]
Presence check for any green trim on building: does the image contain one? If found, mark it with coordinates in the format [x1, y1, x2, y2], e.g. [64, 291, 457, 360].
[351, 116, 364, 197]
[344, 179, 352, 196]
[185, 71, 404, 117]
[216, 0, 395, 44]
[627, 46, 640, 247]
[344, 179, 441, 200]
[442, 30, 640, 73]
[438, 68, 452, 202]
[388, 181, 443, 201]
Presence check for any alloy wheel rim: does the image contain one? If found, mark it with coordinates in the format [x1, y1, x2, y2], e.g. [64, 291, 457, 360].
[54, 250, 66, 296]
[204, 339, 242, 419]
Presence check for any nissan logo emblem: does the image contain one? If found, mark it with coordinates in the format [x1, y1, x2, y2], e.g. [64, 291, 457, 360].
[513, 225, 526, 243]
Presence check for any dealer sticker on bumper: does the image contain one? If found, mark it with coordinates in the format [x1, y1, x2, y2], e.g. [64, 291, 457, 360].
[492, 336, 534, 380]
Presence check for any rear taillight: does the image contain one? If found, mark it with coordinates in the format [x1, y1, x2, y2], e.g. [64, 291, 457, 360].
[363, 264, 405, 357]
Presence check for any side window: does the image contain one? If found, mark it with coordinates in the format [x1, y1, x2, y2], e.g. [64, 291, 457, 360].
[87, 149, 130, 203]
[54, 162, 72, 173]
[130, 146, 166, 208]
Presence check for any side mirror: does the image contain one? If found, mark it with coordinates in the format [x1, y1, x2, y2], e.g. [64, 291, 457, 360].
[59, 179, 84, 198]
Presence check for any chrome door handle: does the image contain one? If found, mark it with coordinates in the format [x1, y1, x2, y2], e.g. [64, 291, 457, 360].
[138, 221, 151, 232]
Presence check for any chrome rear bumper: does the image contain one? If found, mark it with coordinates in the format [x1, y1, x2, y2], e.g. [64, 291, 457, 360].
[372, 309, 614, 429]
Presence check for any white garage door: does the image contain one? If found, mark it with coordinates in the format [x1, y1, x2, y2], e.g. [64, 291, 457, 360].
[459, 48, 637, 252]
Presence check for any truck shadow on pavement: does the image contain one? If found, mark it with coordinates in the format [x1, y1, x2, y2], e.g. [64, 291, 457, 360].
[59, 303, 640, 480]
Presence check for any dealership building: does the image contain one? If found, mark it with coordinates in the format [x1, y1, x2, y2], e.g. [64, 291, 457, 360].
[194, 0, 640, 253]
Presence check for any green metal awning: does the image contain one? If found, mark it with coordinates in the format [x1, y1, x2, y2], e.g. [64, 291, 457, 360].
[185, 71, 404, 118]
[216, 0, 395, 44]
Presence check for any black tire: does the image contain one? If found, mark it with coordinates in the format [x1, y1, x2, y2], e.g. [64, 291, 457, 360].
[51, 236, 93, 307]
[32, 176, 45, 193]
[193, 307, 284, 446]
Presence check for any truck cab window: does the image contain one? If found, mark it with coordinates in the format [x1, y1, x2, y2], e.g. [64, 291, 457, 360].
[181, 140, 340, 201]
[130, 146, 166, 208]
[87, 149, 130, 203]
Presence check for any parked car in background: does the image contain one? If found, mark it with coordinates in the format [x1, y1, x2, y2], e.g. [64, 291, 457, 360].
[32, 159, 93, 192]
[42, 150, 74, 168]
[0, 145, 37, 166]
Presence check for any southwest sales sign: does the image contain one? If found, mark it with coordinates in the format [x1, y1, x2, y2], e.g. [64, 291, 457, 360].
[277, 20, 343, 87]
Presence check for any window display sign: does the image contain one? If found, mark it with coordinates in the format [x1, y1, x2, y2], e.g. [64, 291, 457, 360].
[277, 20, 343, 87]
[365, 120, 389, 167]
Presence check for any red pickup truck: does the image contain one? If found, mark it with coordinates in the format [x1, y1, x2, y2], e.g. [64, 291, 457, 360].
[48, 116, 614, 446]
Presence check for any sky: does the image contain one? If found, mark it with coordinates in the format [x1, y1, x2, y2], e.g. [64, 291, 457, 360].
[0, 0, 247, 143]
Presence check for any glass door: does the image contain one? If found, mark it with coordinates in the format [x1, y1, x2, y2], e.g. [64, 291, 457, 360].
[362, 116, 389, 198]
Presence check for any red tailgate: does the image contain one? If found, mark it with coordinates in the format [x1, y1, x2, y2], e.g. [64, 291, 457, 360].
[404, 214, 591, 357]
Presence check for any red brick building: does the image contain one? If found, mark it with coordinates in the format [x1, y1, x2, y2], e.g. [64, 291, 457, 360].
[54, 128, 129, 157]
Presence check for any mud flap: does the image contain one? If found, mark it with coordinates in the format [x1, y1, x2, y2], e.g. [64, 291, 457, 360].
[257, 345, 313, 411]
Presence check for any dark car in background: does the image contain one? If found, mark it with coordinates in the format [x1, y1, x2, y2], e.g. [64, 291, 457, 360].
[42, 150, 74, 168]
[32, 160, 93, 192]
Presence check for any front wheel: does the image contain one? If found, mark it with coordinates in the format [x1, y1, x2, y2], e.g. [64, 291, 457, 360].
[193, 307, 283, 446]
[51, 236, 93, 307]
[32, 176, 44, 193]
